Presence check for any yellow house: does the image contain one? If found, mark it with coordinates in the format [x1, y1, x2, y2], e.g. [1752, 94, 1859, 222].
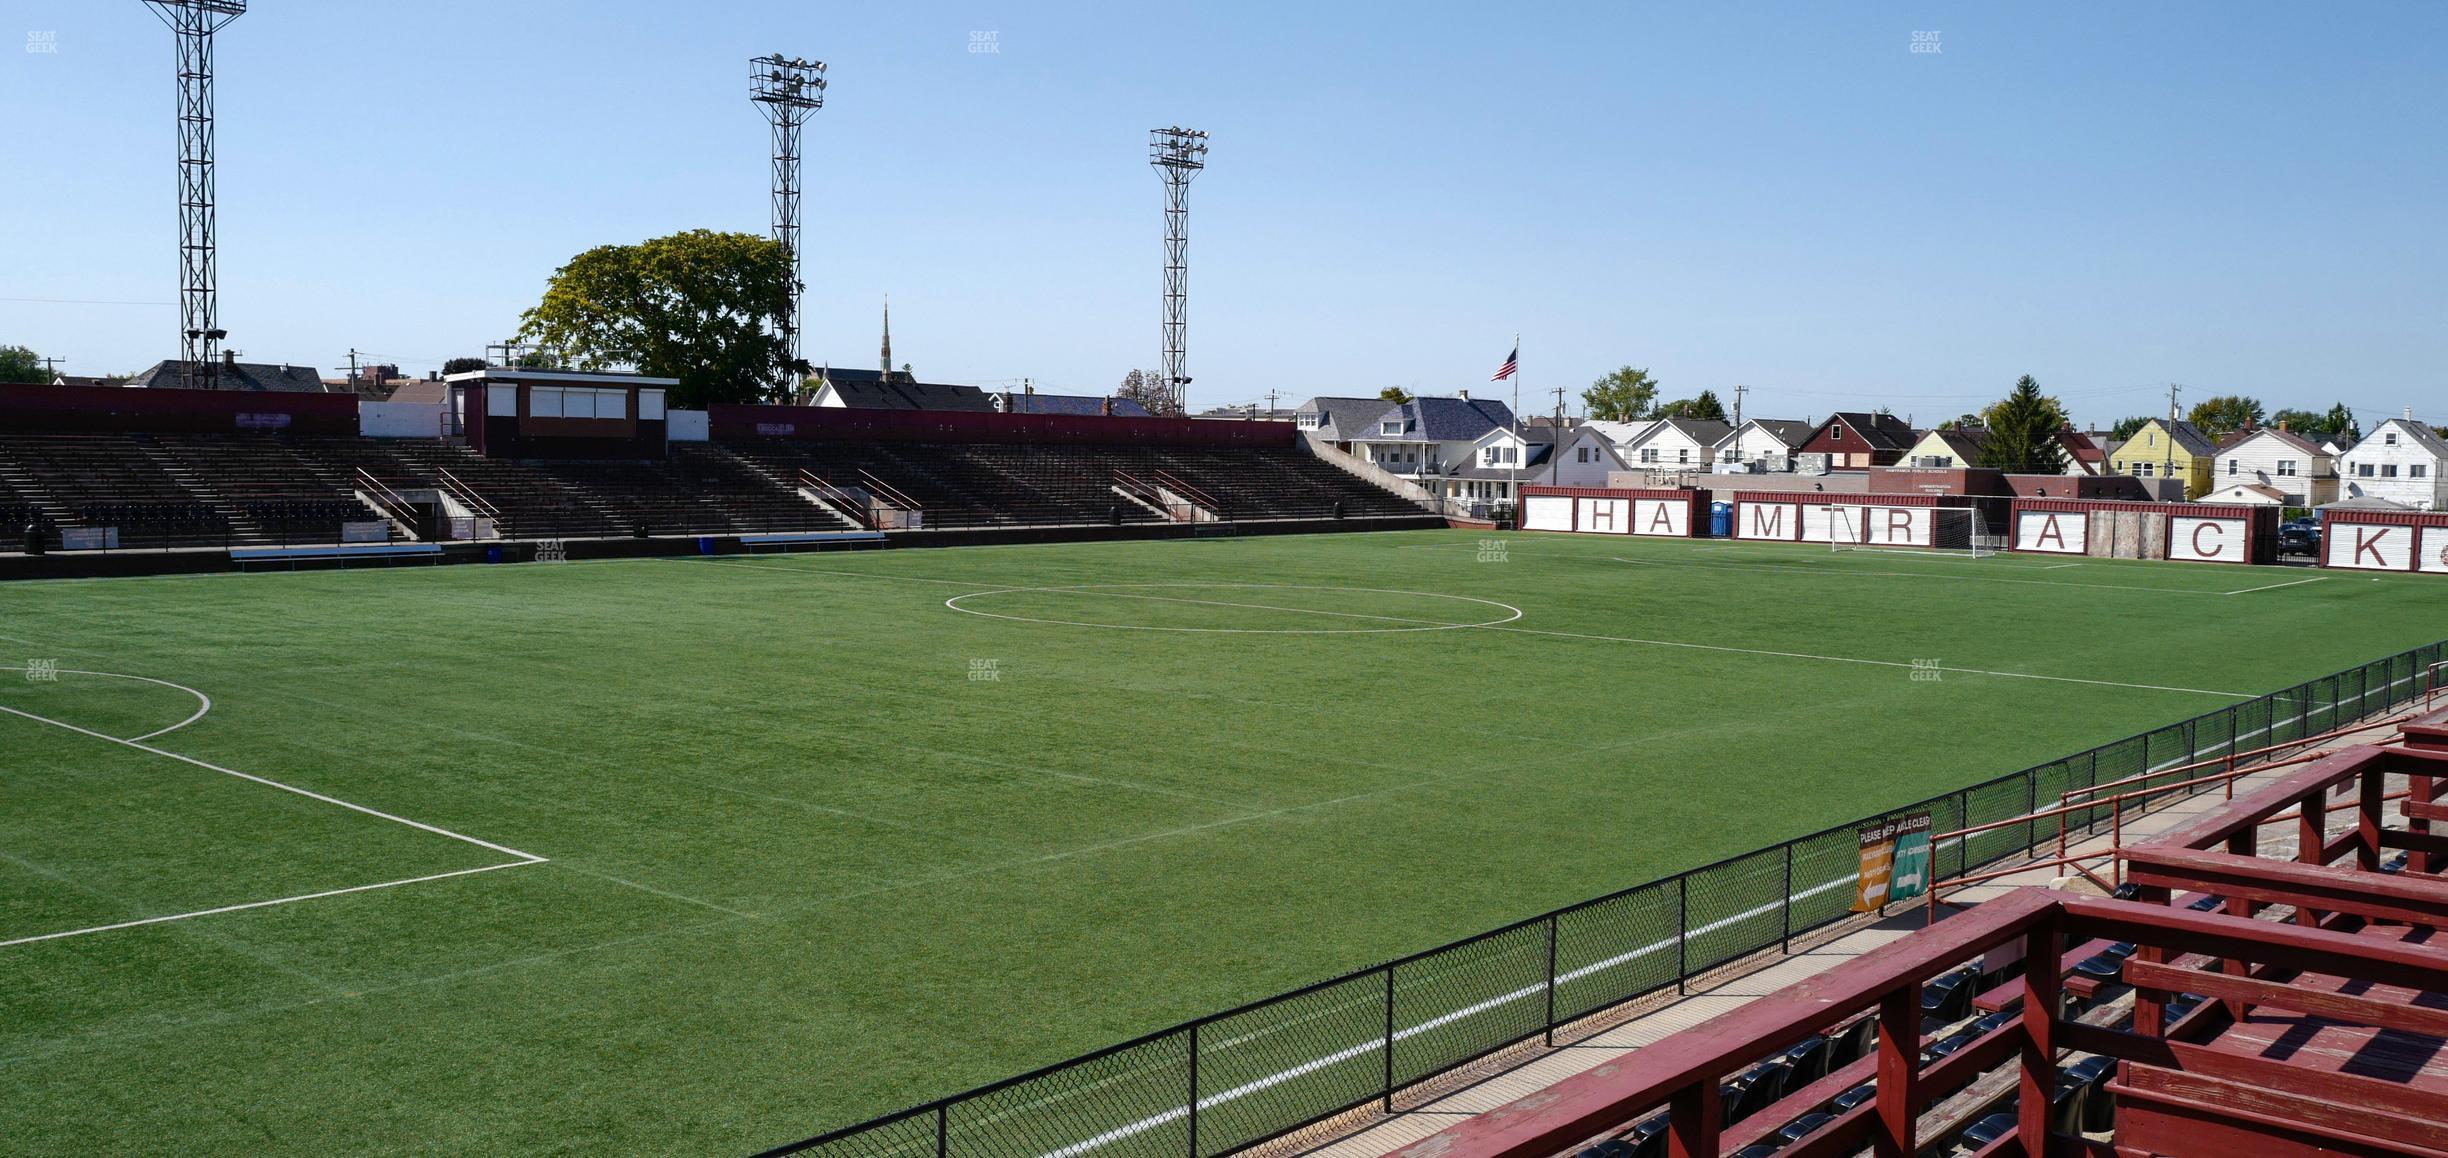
[2109, 419, 2216, 498]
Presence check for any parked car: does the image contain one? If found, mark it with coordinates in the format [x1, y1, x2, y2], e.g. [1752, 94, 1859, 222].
[2279, 524, 2321, 556]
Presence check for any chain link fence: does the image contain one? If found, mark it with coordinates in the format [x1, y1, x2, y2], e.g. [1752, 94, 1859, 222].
[758, 639, 2448, 1158]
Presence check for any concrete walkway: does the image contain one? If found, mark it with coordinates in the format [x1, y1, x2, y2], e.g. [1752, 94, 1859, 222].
[1292, 711, 2423, 1158]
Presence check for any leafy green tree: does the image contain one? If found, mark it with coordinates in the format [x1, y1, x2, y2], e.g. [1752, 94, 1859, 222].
[517, 229, 800, 407]
[2322, 402, 2362, 443]
[2186, 394, 2266, 440]
[0, 345, 50, 384]
[1377, 386, 1412, 403]
[442, 356, 488, 375]
[2110, 415, 2155, 440]
[1582, 366, 1660, 422]
[1657, 389, 1727, 422]
[1976, 375, 2070, 474]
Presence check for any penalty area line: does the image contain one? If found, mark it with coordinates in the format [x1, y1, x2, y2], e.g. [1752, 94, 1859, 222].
[0, 860, 543, 950]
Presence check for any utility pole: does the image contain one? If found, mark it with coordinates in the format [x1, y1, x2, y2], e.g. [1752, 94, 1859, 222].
[39, 357, 64, 384]
[1730, 383, 1749, 465]
[345, 348, 362, 395]
[2164, 382, 2182, 487]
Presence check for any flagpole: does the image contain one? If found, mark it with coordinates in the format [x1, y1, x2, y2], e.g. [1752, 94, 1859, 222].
[1509, 332, 1521, 525]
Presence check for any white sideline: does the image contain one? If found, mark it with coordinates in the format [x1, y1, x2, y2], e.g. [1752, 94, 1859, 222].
[2224, 576, 2329, 596]
[1021, 678, 2420, 1158]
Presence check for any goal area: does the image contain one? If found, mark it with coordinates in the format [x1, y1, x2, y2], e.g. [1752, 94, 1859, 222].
[1819, 502, 2000, 558]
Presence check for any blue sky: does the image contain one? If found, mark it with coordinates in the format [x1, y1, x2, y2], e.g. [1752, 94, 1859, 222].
[5, 2, 2443, 427]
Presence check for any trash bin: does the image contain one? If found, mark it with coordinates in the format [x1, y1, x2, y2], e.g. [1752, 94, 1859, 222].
[697, 537, 716, 555]
[485, 546, 504, 564]
[23, 522, 45, 557]
[1711, 502, 1733, 538]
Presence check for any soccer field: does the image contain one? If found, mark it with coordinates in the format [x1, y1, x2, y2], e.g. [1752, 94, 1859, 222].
[0, 529, 2436, 1154]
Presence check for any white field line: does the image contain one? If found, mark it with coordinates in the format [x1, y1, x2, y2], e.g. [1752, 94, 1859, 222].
[0, 696, 549, 948]
[0, 860, 540, 949]
[1018, 682, 2430, 1158]
[1493, 619, 2252, 700]
[0, 665, 213, 743]
[2223, 576, 2329, 596]
[0, 704, 545, 863]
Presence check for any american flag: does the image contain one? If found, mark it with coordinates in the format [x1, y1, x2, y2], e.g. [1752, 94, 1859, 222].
[1490, 344, 1518, 382]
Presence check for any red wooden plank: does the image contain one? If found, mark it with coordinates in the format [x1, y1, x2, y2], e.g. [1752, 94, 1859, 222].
[2058, 1022, 2448, 1122]
[2119, 1064, 2448, 1156]
[2114, 849, 2448, 939]
[2122, 958, 2448, 1039]
[1382, 889, 2059, 1158]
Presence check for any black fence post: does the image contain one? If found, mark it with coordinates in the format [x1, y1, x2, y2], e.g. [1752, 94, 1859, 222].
[1381, 966, 1396, 1113]
[1676, 875, 1690, 995]
[936, 1105, 949, 1158]
[1543, 914, 1559, 1047]
[1187, 1022, 1200, 1158]
[2026, 769, 2039, 855]
[1779, 844, 1794, 954]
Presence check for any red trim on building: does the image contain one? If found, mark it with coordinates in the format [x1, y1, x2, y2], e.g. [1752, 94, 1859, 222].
[705, 404, 1295, 448]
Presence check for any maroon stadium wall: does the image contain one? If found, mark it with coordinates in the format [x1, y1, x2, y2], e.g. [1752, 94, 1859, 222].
[705, 404, 1297, 448]
[0, 383, 359, 435]
[2322, 508, 2448, 575]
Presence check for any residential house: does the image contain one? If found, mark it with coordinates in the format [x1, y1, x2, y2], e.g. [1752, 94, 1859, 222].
[1795, 411, 1919, 468]
[1897, 427, 2096, 474]
[1345, 394, 1518, 483]
[1439, 426, 1555, 515]
[1714, 419, 1815, 469]
[2107, 418, 2218, 498]
[1551, 424, 1635, 487]
[1294, 396, 1406, 451]
[2213, 427, 2337, 508]
[1901, 428, 1988, 469]
[2337, 414, 2448, 511]
[808, 368, 997, 411]
[1617, 418, 1732, 476]
[994, 391, 1151, 417]
[128, 356, 331, 392]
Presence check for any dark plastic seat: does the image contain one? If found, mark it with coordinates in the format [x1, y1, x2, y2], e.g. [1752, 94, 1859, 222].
[1777, 1035, 1829, 1086]
[1724, 1061, 1791, 1123]
[1776, 1111, 1836, 1144]
[2063, 1055, 2117, 1133]
[1831, 1016, 1878, 1065]
[1924, 1031, 1975, 1061]
[1832, 1083, 1877, 1113]
[1960, 1110, 2017, 1146]
[1972, 1010, 2017, 1036]
[1921, 968, 1976, 1021]
[2187, 894, 2223, 911]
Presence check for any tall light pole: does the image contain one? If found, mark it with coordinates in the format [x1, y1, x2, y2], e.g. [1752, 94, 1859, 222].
[1150, 127, 1208, 415]
[752, 54, 826, 396]
[144, 1, 245, 390]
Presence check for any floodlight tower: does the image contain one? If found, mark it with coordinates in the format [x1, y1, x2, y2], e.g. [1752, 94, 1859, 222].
[145, 0, 246, 390]
[751, 53, 826, 393]
[1149, 127, 1208, 414]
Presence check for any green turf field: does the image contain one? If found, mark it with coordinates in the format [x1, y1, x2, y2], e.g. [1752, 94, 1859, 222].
[0, 529, 2437, 1154]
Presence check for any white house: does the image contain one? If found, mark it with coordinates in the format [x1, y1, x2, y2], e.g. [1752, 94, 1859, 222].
[1550, 424, 1634, 488]
[1437, 426, 1555, 514]
[1616, 419, 1733, 476]
[2201, 482, 2291, 506]
[2336, 414, 2448, 511]
[1344, 394, 1518, 483]
[2213, 428, 2337, 508]
[1713, 419, 1814, 468]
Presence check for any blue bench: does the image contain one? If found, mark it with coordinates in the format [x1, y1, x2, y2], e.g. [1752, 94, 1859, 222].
[738, 531, 887, 551]
[231, 543, 443, 566]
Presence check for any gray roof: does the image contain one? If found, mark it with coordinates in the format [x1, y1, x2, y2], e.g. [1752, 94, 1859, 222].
[130, 359, 331, 392]
[2362, 418, 2448, 459]
[1297, 396, 1404, 441]
[820, 370, 998, 412]
[1444, 438, 1556, 480]
[2158, 419, 2219, 456]
[1636, 418, 1734, 447]
[1820, 411, 1919, 451]
[1726, 418, 1814, 448]
[999, 393, 1153, 418]
[1355, 396, 1518, 443]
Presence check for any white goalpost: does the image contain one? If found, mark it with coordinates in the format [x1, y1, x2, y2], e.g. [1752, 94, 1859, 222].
[1822, 502, 1998, 559]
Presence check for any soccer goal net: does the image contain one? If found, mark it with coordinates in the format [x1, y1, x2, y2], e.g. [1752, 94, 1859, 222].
[1821, 503, 2000, 558]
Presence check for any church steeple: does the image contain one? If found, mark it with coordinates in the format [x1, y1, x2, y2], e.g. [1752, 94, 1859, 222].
[880, 295, 893, 379]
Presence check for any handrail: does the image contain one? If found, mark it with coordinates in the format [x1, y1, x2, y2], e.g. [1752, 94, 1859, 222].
[855, 468, 922, 513]
[434, 467, 500, 519]
[1150, 468, 1222, 511]
[796, 469, 875, 530]
[352, 468, 420, 537]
